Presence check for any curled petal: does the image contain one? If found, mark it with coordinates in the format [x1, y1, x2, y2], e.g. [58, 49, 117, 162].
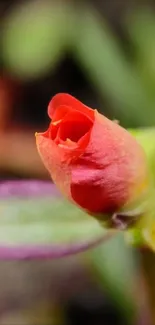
[48, 93, 94, 121]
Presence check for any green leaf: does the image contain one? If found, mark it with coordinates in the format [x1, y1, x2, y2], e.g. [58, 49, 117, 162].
[72, 6, 154, 127]
[126, 9, 155, 96]
[130, 128, 155, 179]
[89, 234, 138, 323]
[126, 128, 155, 250]
[2, 1, 69, 79]
[0, 197, 106, 245]
[0, 187, 114, 259]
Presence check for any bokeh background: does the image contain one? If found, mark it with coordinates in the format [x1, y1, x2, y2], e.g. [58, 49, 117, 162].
[0, 0, 155, 324]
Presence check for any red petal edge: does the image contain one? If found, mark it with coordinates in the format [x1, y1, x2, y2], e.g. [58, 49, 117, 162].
[48, 93, 94, 121]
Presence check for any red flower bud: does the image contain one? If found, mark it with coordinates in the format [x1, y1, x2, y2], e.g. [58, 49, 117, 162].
[36, 93, 147, 217]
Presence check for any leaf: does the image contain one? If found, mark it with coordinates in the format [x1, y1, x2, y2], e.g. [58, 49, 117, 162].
[126, 9, 155, 94]
[130, 128, 155, 177]
[89, 234, 138, 323]
[0, 181, 113, 259]
[72, 6, 154, 127]
[126, 128, 155, 250]
[2, 1, 69, 79]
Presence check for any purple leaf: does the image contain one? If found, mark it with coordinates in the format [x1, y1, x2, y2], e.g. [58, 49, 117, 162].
[0, 180, 114, 259]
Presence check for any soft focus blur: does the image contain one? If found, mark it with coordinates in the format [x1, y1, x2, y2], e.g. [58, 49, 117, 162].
[0, 0, 155, 324]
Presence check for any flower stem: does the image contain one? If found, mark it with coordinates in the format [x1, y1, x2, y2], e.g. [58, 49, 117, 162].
[140, 249, 155, 325]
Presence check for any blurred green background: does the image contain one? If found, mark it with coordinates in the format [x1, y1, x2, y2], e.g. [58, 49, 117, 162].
[0, 0, 155, 324]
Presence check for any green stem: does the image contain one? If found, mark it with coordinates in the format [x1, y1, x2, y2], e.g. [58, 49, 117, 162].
[140, 249, 155, 325]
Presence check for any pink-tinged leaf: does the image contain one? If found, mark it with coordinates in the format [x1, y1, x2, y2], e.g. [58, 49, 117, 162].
[0, 180, 114, 259]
